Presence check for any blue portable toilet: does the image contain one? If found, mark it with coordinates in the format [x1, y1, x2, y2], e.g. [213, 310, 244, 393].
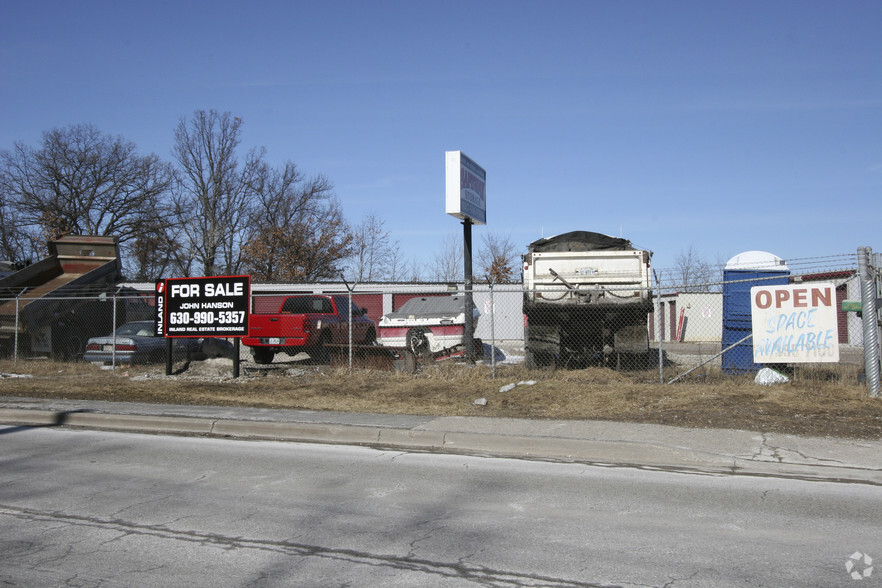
[722, 251, 790, 374]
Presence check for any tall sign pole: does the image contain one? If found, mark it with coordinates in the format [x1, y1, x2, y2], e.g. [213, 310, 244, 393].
[463, 218, 474, 361]
[445, 151, 486, 363]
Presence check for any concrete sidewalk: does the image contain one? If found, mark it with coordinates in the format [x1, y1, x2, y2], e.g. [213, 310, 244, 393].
[1, 396, 880, 485]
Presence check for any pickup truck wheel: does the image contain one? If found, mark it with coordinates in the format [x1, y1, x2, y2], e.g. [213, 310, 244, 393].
[252, 348, 275, 364]
[312, 333, 331, 364]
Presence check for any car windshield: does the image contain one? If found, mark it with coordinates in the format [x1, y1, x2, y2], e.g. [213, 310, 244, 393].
[115, 323, 154, 337]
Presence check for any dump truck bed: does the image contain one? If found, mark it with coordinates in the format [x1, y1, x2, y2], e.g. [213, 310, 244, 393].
[523, 232, 651, 309]
[0, 236, 122, 336]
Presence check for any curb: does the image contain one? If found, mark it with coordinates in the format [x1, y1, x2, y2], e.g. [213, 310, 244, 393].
[2, 408, 881, 485]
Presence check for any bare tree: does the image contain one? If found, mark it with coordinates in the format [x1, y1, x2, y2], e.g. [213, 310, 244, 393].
[0, 124, 172, 258]
[674, 244, 714, 292]
[171, 110, 262, 276]
[0, 188, 39, 264]
[128, 221, 182, 281]
[240, 162, 352, 281]
[346, 213, 398, 282]
[388, 244, 424, 281]
[477, 232, 520, 284]
[429, 232, 463, 282]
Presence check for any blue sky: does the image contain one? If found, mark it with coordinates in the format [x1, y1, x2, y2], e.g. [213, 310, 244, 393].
[2, 1, 880, 278]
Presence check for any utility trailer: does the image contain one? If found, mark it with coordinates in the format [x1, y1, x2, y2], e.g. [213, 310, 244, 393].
[522, 231, 653, 369]
[0, 236, 146, 360]
[327, 296, 483, 373]
[377, 295, 480, 359]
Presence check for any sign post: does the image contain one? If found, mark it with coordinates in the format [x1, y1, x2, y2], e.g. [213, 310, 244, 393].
[463, 218, 474, 360]
[446, 151, 486, 362]
[159, 275, 251, 377]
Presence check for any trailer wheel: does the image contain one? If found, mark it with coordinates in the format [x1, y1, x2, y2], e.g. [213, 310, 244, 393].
[252, 347, 275, 364]
[406, 327, 431, 358]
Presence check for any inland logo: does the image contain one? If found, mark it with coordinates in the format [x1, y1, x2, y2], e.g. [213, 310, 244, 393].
[154, 279, 166, 336]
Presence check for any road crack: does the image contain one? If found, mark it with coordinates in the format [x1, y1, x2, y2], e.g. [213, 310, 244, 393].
[0, 504, 609, 587]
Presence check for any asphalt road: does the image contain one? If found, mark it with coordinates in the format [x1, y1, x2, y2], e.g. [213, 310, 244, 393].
[2, 425, 879, 587]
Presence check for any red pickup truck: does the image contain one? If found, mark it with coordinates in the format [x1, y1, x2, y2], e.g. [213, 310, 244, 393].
[243, 294, 376, 364]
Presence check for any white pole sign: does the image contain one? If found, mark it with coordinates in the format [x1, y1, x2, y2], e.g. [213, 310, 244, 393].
[751, 283, 839, 363]
[445, 150, 486, 225]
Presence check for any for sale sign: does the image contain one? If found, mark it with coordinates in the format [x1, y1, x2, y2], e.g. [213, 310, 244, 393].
[751, 283, 839, 363]
[164, 275, 250, 337]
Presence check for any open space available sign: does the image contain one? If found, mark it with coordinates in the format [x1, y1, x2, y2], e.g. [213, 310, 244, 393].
[751, 283, 839, 363]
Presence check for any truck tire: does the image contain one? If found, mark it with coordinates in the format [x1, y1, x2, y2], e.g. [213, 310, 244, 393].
[526, 347, 554, 369]
[252, 347, 275, 364]
[525, 341, 554, 369]
[525, 346, 540, 369]
[525, 323, 558, 369]
[612, 323, 649, 355]
[311, 332, 331, 363]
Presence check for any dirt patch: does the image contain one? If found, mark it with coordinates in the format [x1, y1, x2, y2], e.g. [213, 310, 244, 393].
[2, 357, 881, 440]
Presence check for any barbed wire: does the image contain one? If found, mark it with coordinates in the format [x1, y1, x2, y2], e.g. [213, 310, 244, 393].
[654, 252, 858, 275]
[653, 252, 860, 292]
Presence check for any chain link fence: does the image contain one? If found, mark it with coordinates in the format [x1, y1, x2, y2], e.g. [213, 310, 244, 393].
[0, 290, 155, 364]
[651, 251, 875, 389]
[1, 249, 879, 396]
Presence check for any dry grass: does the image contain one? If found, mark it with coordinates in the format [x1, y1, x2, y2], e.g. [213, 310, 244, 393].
[2, 358, 881, 439]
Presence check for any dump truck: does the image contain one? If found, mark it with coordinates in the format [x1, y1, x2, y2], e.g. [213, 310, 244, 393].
[0, 235, 148, 360]
[522, 231, 653, 369]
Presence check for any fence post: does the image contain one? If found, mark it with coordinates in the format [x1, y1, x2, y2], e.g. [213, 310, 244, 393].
[13, 295, 20, 366]
[341, 277, 357, 374]
[111, 292, 118, 368]
[858, 247, 881, 397]
[653, 270, 663, 383]
[488, 280, 496, 378]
